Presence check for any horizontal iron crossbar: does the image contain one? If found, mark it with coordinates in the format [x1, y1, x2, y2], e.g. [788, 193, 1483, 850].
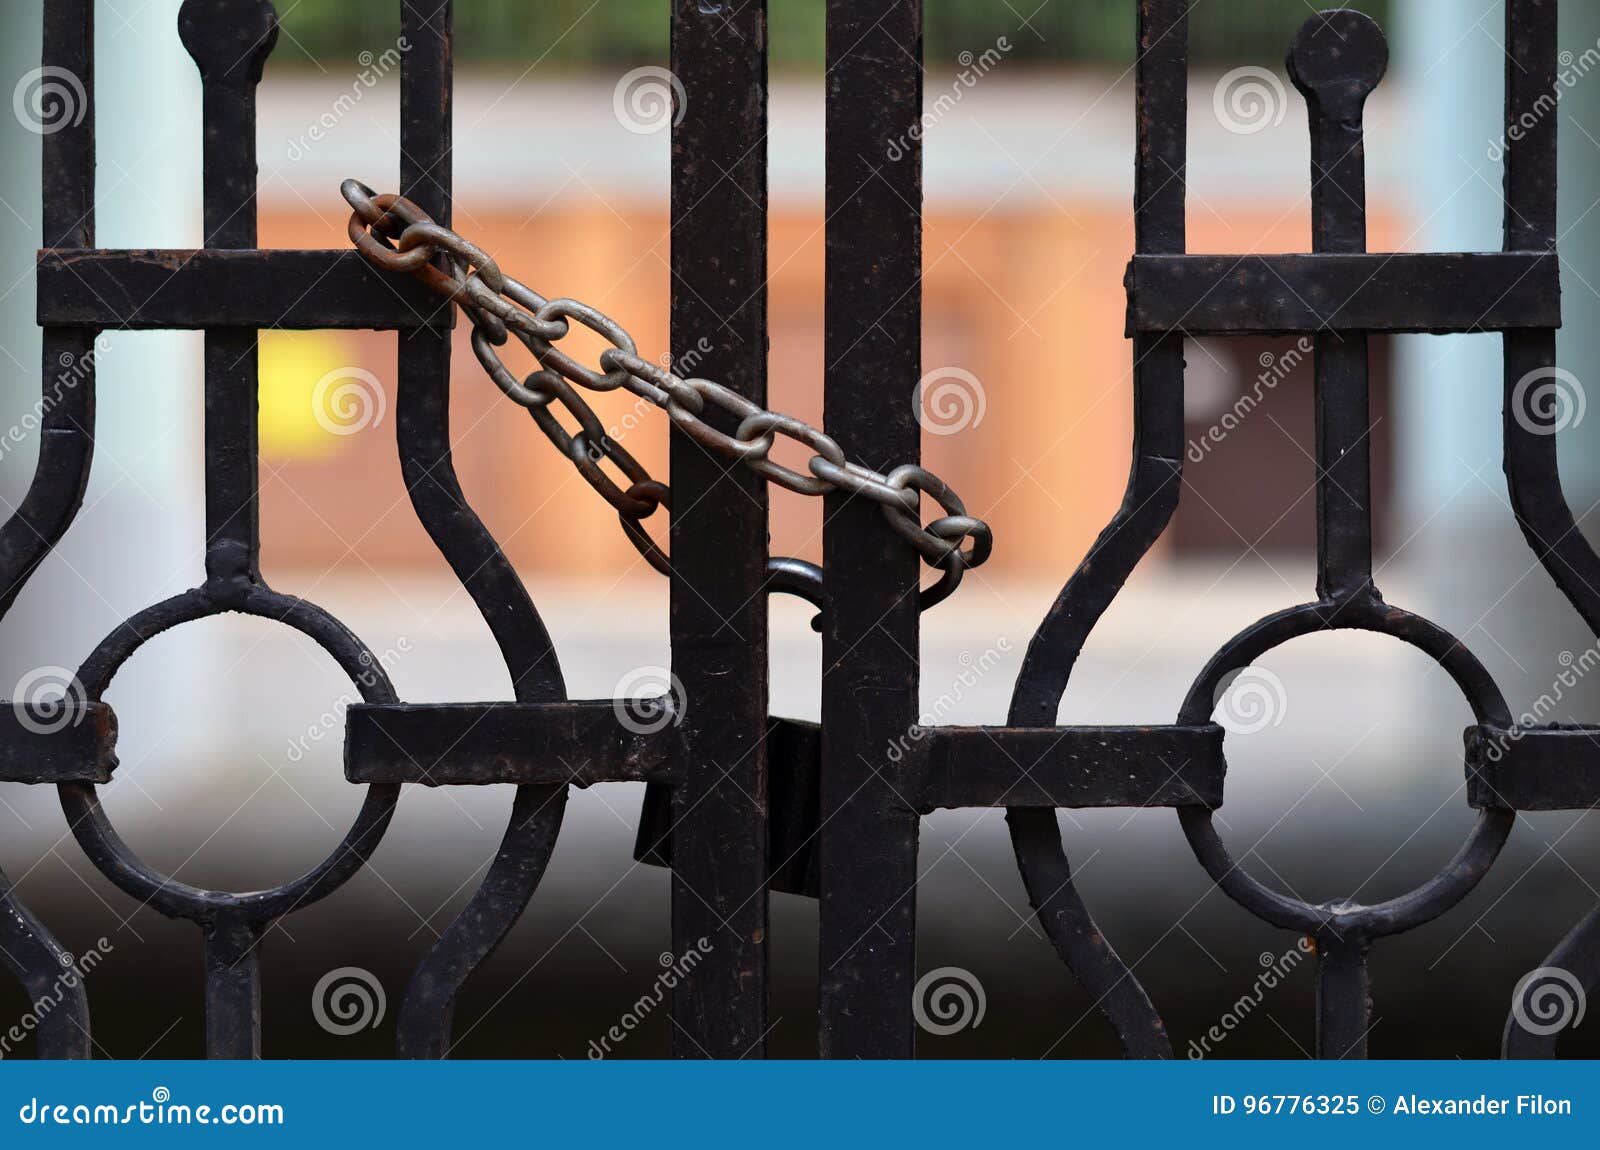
[345, 701, 672, 786]
[343, 702, 1227, 810]
[0, 701, 117, 783]
[1464, 724, 1600, 811]
[1125, 252, 1560, 336]
[914, 724, 1224, 810]
[37, 249, 448, 330]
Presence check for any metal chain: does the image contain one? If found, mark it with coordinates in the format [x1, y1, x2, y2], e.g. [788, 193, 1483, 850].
[341, 179, 992, 603]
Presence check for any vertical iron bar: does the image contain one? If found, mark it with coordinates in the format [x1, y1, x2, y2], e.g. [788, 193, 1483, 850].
[1503, 0, 1558, 253]
[1287, 14, 1389, 1056]
[1314, 931, 1371, 1059]
[668, 0, 771, 1059]
[177, 0, 278, 1055]
[1501, 4, 1588, 624]
[819, 0, 923, 1059]
[179, 1, 276, 592]
[1288, 16, 1384, 605]
[201, 913, 263, 1059]
[399, 0, 452, 226]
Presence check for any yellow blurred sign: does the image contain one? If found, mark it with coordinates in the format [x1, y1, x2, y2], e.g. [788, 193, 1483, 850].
[258, 332, 387, 460]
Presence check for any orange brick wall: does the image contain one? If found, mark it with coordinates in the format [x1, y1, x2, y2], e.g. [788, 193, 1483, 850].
[255, 201, 1400, 584]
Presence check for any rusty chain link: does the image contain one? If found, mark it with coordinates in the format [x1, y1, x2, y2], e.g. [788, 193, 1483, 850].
[341, 179, 992, 606]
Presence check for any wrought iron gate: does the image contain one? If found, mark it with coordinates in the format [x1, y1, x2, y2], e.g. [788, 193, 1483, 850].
[1, 0, 1596, 1059]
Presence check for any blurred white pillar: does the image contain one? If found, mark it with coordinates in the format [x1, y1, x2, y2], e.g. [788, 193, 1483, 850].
[1554, 1, 1600, 496]
[0, 8, 43, 521]
[1392, 0, 1600, 703]
[1392, 0, 1503, 520]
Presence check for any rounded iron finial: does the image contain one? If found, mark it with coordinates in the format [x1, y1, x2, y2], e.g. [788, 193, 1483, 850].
[1287, 8, 1389, 107]
[178, 0, 279, 82]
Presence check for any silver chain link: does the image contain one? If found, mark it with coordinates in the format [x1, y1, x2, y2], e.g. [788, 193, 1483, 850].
[341, 179, 992, 600]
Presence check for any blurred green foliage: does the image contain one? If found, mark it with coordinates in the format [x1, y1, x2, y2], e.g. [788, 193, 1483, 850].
[275, 0, 1393, 71]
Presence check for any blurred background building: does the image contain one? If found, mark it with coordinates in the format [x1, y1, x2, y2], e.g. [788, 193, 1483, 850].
[1, 0, 1598, 1058]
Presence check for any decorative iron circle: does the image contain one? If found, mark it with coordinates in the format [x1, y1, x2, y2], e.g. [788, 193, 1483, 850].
[1175, 597, 1514, 938]
[58, 584, 401, 923]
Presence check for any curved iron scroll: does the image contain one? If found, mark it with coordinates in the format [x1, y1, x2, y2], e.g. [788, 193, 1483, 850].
[1003, 0, 1189, 1059]
[0, 0, 98, 1059]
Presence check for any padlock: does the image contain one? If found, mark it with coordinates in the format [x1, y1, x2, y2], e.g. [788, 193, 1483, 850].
[633, 717, 820, 898]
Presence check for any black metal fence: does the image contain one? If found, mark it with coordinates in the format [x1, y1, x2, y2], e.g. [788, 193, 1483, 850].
[1, 0, 1594, 1060]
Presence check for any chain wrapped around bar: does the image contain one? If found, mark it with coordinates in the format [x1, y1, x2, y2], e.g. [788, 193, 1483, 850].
[341, 179, 992, 608]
